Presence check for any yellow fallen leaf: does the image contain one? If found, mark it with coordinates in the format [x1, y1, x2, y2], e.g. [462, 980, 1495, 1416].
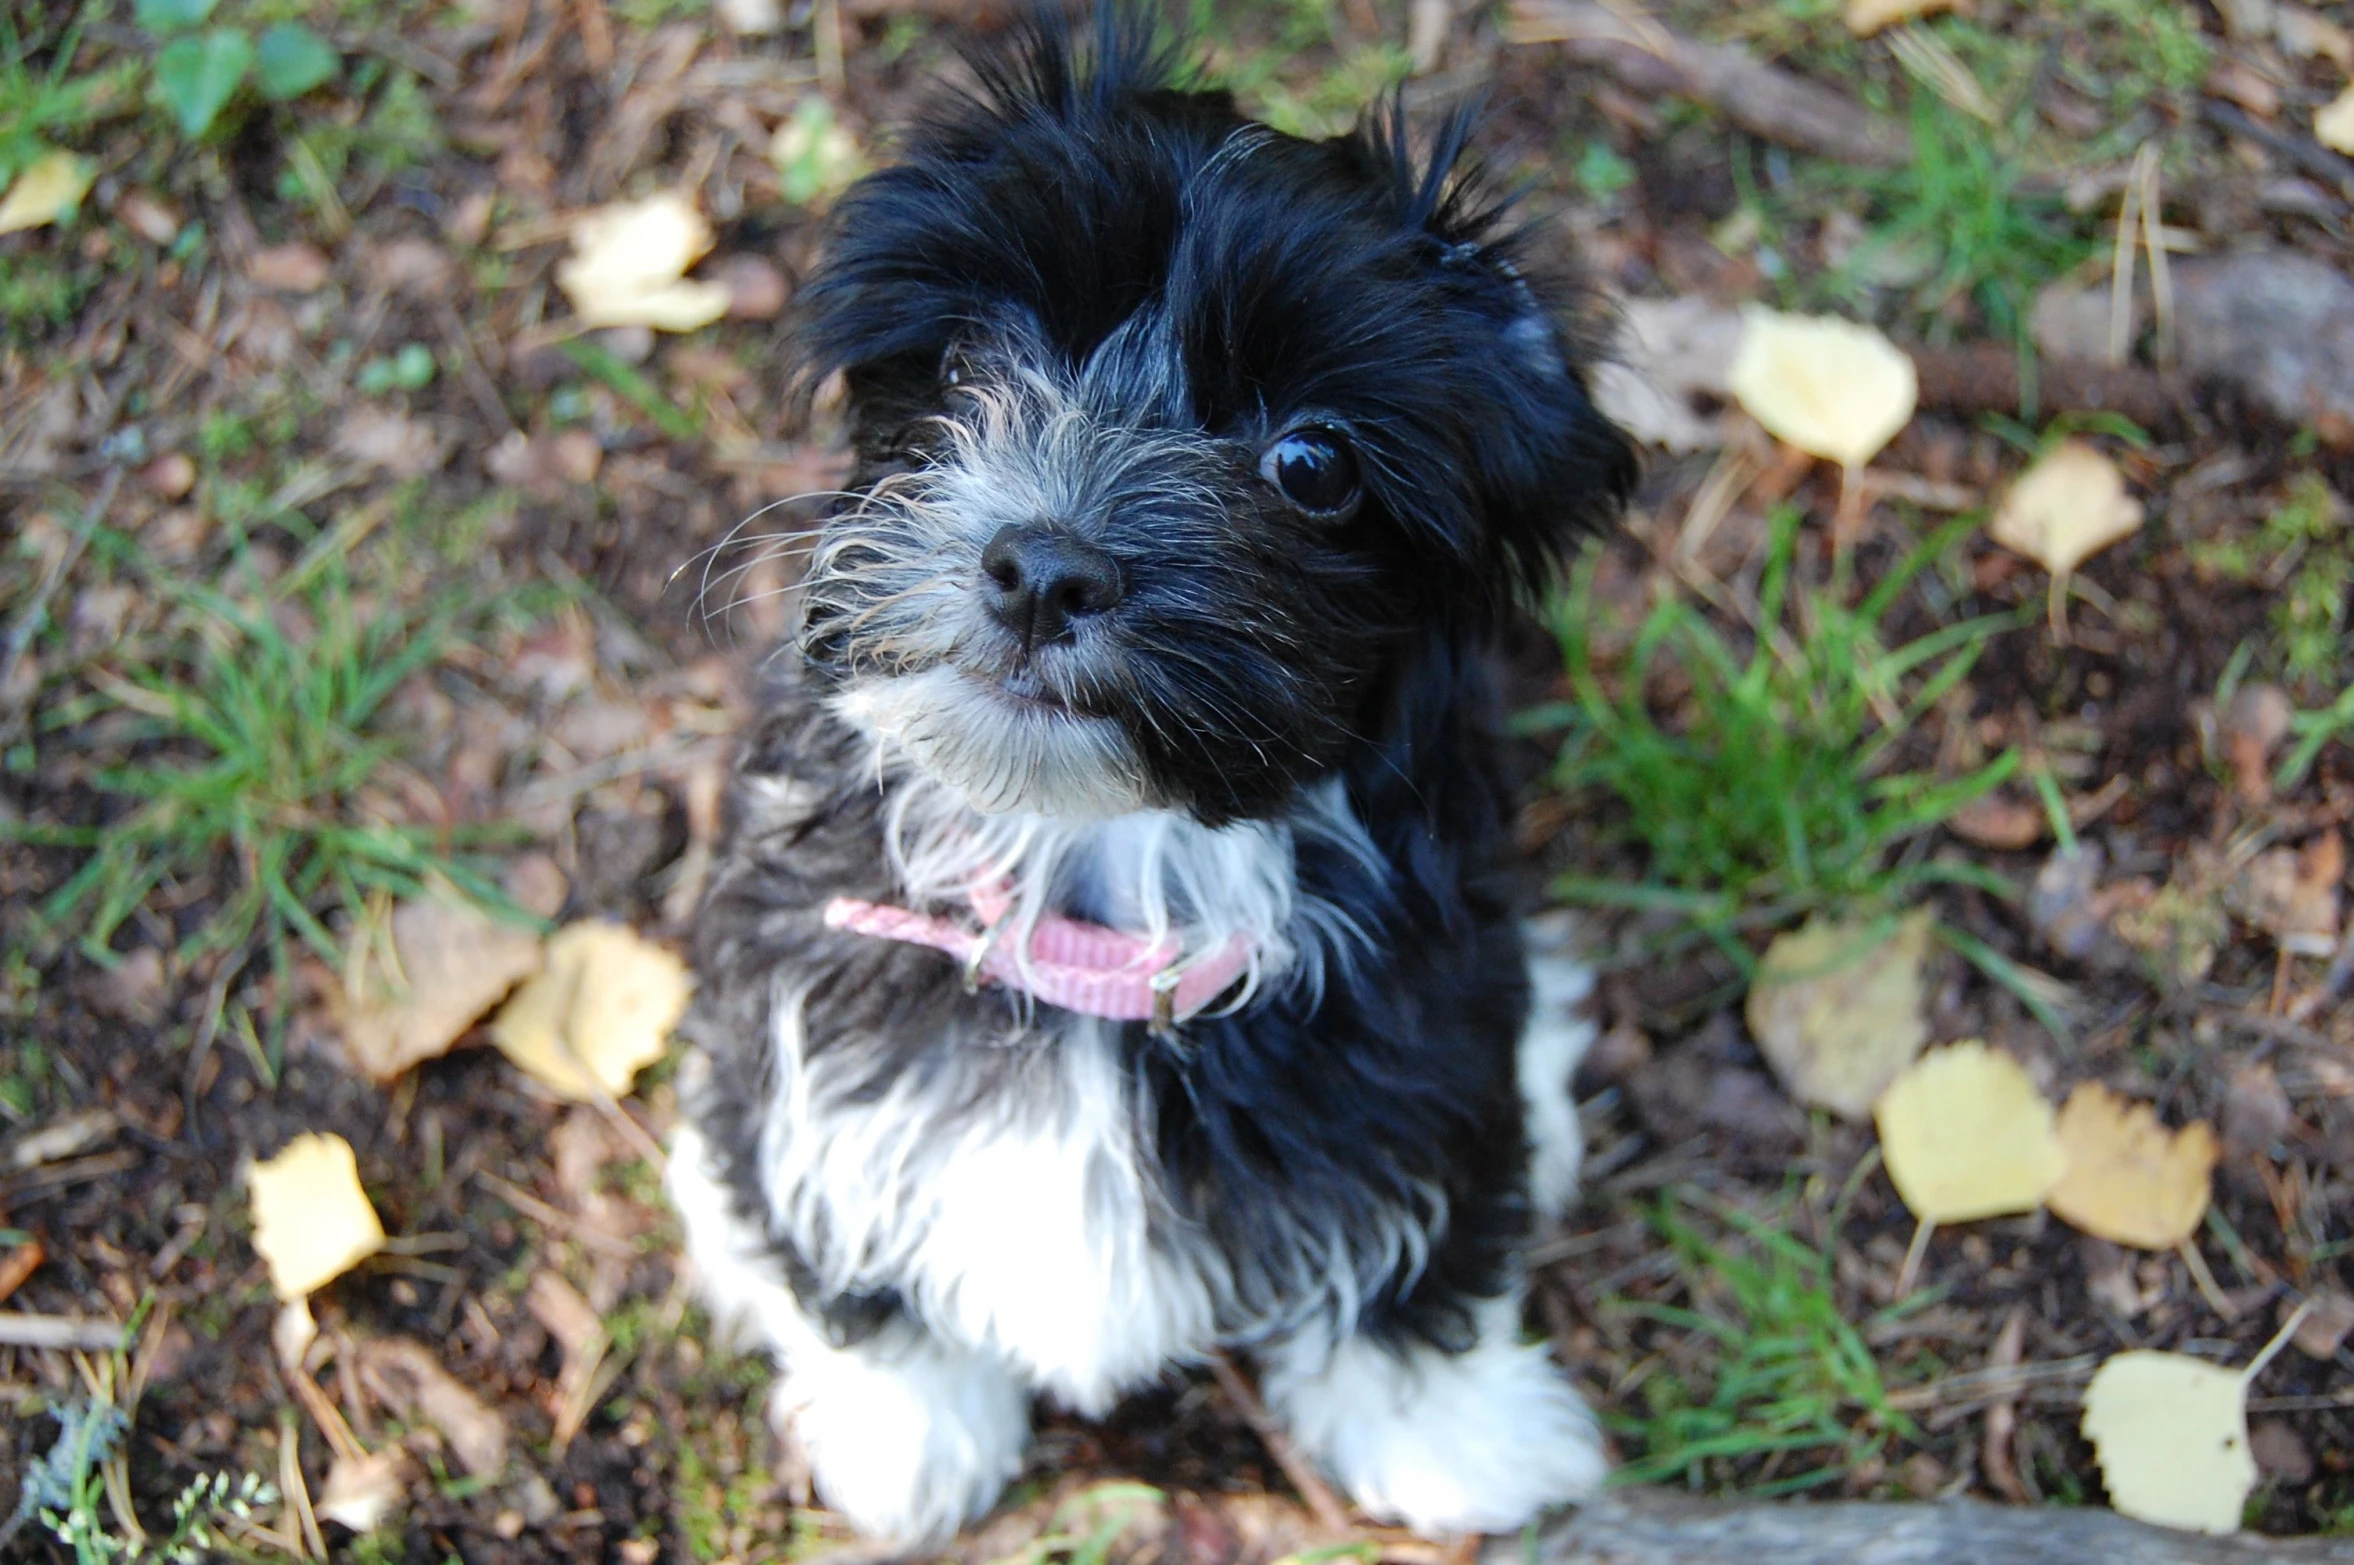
[1726, 306, 1918, 469]
[0, 150, 95, 236]
[1746, 910, 1932, 1120]
[2048, 1083, 2217, 1250]
[1874, 1041, 2064, 1224]
[490, 922, 690, 1101]
[1844, 0, 1956, 36]
[2319, 84, 2354, 155]
[1988, 439, 2142, 577]
[2082, 1352, 2256, 1534]
[341, 896, 545, 1082]
[556, 192, 731, 332]
[249, 1133, 387, 1299]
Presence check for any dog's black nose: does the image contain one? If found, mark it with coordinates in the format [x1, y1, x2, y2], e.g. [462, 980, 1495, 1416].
[980, 524, 1123, 650]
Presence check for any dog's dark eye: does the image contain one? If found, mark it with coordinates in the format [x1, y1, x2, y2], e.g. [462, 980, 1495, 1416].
[940, 342, 974, 390]
[1261, 428, 1361, 517]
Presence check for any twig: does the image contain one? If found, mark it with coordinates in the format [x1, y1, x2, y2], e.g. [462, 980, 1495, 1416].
[1207, 1351, 1352, 1535]
[1505, 0, 1911, 166]
[1979, 1308, 2029, 1503]
[0, 1312, 129, 1351]
[2200, 98, 2354, 205]
[2178, 1237, 2237, 1320]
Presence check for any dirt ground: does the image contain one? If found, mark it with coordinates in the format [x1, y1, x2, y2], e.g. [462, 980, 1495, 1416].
[6, 0, 2354, 1560]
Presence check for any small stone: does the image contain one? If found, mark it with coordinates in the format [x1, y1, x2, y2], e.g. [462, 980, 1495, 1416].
[2222, 1062, 2294, 1154]
[549, 428, 603, 485]
[88, 947, 169, 1024]
[1581, 1022, 1651, 1087]
[2250, 1419, 2313, 1484]
[444, 188, 496, 248]
[2290, 1290, 2354, 1359]
[504, 854, 570, 922]
[247, 240, 333, 293]
[116, 190, 182, 246]
[715, 253, 789, 319]
[143, 451, 196, 500]
[591, 324, 655, 364]
[368, 236, 455, 298]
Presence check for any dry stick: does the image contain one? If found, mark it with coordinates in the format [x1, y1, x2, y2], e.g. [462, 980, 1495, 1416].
[1979, 1306, 2030, 1504]
[1206, 1351, 1352, 1536]
[2139, 150, 2175, 369]
[816, 0, 846, 94]
[281, 1410, 326, 1562]
[2178, 1236, 2238, 1321]
[1893, 1217, 1935, 1301]
[1504, 0, 1912, 166]
[0, 1312, 129, 1351]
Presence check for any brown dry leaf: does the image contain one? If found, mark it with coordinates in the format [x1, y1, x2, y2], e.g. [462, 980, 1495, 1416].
[1947, 792, 2046, 850]
[248, 1133, 386, 1299]
[1726, 306, 1918, 469]
[1844, 0, 1956, 35]
[1874, 1041, 2065, 1224]
[2323, 85, 2354, 154]
[489, 922, 691, 1101]
[1745, 910, 1933, 1120]
[2047, 1083, 2218, 1250]
[1590, 295, 1744, 452]
[556, 192, 730, 332]
[358, 1338, 510, 1476]
[1988, 439, 2143, 577]
[2227, 834, 2343, 954]
[342, 897, 545, 1081]
[0, 150, 94, 235]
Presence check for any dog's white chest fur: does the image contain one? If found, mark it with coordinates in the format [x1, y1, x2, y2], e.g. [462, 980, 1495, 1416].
[738, 781, 1365, 1411]
[764, 1003, 1213, 1411]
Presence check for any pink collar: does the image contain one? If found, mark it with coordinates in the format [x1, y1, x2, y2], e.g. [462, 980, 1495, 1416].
[822, 879, 1255, 1034]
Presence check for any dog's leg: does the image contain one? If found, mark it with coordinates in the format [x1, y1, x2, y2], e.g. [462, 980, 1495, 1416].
[1258, 1292, 1606, 1536]
[1519, 911, 1598, 1224]
[668, 1123, 1031, 1544]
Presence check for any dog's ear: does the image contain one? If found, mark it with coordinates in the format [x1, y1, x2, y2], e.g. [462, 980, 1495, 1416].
[1355, 99, 1638, 598]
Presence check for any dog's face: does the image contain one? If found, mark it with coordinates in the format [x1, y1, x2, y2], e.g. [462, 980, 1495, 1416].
[792, 28, 1633, 825]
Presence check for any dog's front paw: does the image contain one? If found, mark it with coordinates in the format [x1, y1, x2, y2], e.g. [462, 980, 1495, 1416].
[1265, 1311, 1605, 1537]
[774, 1334, 1031, 1546]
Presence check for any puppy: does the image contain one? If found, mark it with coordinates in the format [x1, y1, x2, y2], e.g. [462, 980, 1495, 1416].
[667, 8, 1636, 1544]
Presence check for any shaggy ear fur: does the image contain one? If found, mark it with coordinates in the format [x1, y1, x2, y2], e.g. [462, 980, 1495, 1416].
[1346, 95, 1639, 603]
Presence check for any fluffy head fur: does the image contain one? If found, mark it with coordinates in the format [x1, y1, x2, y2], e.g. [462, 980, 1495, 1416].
[794, 10, 1631, 822]
[670, 5, 1631, 1546]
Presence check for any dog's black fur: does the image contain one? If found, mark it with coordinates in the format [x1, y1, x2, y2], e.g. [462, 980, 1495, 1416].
[671, 6, 1635, 1540]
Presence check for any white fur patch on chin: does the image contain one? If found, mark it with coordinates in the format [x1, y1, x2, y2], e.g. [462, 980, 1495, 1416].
[833, 667, 1153, 818]
[667, 1121, 1031, 1545]
[1261, 1297, 1607, 1538]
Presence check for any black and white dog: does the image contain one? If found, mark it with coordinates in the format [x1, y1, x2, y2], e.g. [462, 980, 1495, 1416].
[667, 7, 1635, 1543]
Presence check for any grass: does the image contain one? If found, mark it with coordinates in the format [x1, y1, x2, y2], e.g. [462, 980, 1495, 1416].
[11, 528, 517, 977]
[1539, 508, 2023, 944]
[2192, 472, 2351, 697]
[1604, 1190, 1925, 1493]
[1816, 99, 2097, 353]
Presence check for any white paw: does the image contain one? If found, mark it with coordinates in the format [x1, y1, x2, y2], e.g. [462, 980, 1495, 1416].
[1265, 1301, 1606, 1537]
[777, 1330, 1031, 1546]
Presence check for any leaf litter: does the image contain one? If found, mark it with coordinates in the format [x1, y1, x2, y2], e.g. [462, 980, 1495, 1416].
[5, 0, 2354, 1552]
